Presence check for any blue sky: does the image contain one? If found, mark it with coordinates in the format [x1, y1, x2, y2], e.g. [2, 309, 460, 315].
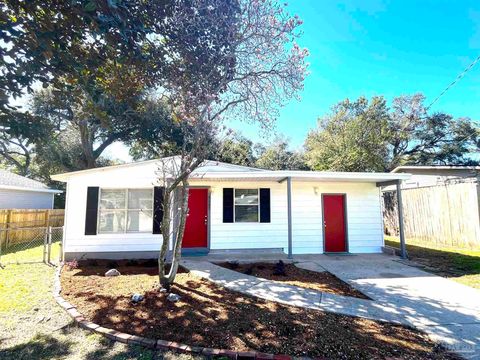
[224, 0, 480, 150]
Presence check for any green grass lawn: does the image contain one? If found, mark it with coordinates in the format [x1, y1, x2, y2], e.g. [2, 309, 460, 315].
[385, 236, 480, 289]
[0, 241, 61, 265]
[0, 258, 198, 360]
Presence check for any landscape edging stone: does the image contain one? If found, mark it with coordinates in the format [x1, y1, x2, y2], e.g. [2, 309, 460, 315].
[53, 264, 300, 359]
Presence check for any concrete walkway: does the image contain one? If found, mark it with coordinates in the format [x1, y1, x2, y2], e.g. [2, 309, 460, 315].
[182, 254, 480, 359]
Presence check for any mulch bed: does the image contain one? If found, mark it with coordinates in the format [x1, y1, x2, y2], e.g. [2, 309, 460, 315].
[60, 260, 459, 359]
[216, 261, 369, 299]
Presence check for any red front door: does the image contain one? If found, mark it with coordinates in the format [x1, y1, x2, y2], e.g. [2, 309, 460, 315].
[323, 194, 347, 253]
[182, 188, 208, 248]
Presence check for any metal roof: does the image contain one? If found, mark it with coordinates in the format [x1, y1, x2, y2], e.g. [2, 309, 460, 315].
[189, 170, 410, 183]
[51, 157, 264, 181]
[51, 156, 410, 184]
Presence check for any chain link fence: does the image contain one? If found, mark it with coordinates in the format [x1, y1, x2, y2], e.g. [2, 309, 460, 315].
[0, 226, 63, 266]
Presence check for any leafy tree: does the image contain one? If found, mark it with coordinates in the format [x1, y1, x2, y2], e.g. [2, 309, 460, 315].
[1, 0, 191, 178]
[156, 0, 308, 290]
[387, 94, 479, 168]
[305, 94, 479, 172]
[1, 0, 308, 289]
[215, 134, 258, 167]
[128, 100, 200, 161]
[305, 97, 390, 172]
[30, 83, 146, 168]
[255, 137, 307, 170]
[0, 111, 53, 176]
[0, 0, 168, 111]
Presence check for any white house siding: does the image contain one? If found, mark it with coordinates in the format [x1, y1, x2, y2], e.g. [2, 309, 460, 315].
[193, 180, 289, 252]
[0, 189, 54, 209]
[63, 162, 164, 254]
[63, 161, 384, 256]
[192, 180, 384, 254]
[289, 181, 384, 254]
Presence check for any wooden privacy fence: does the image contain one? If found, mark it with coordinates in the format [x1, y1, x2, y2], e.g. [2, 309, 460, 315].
[383, 180, 480, 248]
[0, 209, 64, 246]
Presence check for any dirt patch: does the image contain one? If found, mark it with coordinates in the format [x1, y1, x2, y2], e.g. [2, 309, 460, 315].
[60, 261, 458, 359]
[216, 261, 369, 299]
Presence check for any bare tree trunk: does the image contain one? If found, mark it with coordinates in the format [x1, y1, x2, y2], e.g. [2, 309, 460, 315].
[158, 178, 190, 291]
[158, 187, 171, 289]
[78, 121, 97, 168]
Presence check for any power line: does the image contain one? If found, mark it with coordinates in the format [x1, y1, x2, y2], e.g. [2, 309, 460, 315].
[425, 54, 480, 111]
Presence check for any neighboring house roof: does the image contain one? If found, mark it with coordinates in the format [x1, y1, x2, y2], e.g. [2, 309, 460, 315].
[383, 165, 479, 191]
[0, 170, 62, 194]
[392, 165, 480, 173]
[51, 156, 410, 183]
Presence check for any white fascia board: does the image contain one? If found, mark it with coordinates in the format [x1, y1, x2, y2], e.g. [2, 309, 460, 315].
[0, 185, 63, 193]
[190, 171, 411, 182]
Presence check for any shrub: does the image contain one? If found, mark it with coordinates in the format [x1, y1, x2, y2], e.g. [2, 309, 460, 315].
[272, 260, 286, 276]
[65, 258, 78, 270]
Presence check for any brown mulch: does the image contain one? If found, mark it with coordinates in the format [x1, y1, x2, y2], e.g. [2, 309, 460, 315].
[216, 261, 369, 299]
[60, 260, 459, 360]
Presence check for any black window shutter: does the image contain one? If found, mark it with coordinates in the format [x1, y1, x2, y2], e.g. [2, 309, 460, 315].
[259, 188, 271, 223]
[153, 186, 164, 234]
[223, 188, 234, 223]
[85, 187, 99, 235]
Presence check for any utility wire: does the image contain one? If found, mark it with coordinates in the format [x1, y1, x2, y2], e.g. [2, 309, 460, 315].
[425, 54, 480, 111]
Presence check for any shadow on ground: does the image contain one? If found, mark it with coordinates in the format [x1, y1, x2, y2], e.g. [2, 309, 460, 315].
[60, 263, 459, 360]
[385, 240, 480, 278]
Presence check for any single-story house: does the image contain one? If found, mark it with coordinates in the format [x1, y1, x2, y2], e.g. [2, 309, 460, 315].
[51, 158, 410, 260]
[0, 170, 62, 209]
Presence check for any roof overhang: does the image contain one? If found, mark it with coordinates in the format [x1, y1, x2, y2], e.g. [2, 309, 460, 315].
[0, 185, 63, 194]
[189, 171, 411, 183]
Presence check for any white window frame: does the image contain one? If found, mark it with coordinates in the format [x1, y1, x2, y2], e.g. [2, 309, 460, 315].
[97, 188, 154, 234]
[233, 188, 260, 223]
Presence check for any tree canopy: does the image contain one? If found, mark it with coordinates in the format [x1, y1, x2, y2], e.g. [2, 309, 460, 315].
[305, 94, 479, 172]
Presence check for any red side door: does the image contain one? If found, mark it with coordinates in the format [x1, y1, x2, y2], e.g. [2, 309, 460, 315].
[182, 188, 208, 248]
[323, 194, 347, 253]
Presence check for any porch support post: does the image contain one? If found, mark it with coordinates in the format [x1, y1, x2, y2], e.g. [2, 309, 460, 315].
[396, 180, 407, 259]
[287, 177, 293, 259]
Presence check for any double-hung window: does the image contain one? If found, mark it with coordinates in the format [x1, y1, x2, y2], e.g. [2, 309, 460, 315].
[98, 189, 153, 233]
[234, 189, 259, 222]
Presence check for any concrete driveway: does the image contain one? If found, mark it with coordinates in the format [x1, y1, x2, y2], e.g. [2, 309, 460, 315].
[295, 254, 480, 359]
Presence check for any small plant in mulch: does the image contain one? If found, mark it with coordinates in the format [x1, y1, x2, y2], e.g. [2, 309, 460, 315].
[226, 261, 239, 269]
[64, 259, 79, 270]
[87, 259, 98, 266]
[272, 260, 287, 276]
[107, 260, 119, 269]
[142, 259, 157, 268]
[244, 266, 254, 275]
[126, 259, 139, 267]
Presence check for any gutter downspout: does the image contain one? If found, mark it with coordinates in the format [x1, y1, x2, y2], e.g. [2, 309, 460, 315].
[287, 177, 293, 259]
